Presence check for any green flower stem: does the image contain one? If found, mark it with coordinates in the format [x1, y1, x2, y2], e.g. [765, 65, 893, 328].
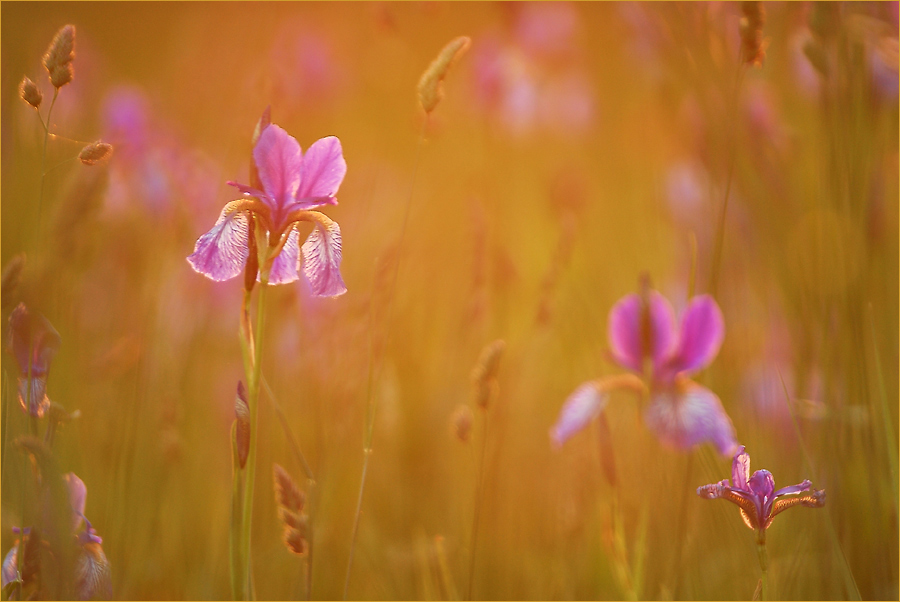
[230, 424, 245, 601]
[241, 273, 269, 600]
[757, 540, 768, 601]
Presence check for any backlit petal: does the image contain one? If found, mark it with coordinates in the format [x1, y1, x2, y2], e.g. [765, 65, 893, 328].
[773, 480, 811, 497]
[607, 292, 676, 373]
[643, 381, 738, 456]
[254, 124, 302, 210]
[550, 381, 608, 447]
[66, 473, 87, 532]
[267, 226, 301, 285]
[749, 469, 775, 499]
[187, 202, 250, 282]
[227, 180, 269, 202]
[297, 136, 346, 200]
[668, 295, 724, 376]
[732, 445, 750, 491]
[7, 304, 61, 378]
[1, 546, 17, 588]
[300, 212, 346, 297]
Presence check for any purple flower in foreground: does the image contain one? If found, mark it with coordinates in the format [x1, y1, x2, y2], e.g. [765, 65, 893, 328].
[188, 112, 347, 296]
[65, 473, 111, 600]
[6, 303, 61, 418]
[697, 445, 825, 543]
[551, 284, 737, 456]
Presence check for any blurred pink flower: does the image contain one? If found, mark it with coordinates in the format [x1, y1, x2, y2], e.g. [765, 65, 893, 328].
[268, 26, 347, 109]
[552, 286, 737, 456]
[469, 3, 596, 138]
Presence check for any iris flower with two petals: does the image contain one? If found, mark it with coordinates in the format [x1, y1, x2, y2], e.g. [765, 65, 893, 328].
[188, 121, 347, 297]
[551, 286, 738, 456]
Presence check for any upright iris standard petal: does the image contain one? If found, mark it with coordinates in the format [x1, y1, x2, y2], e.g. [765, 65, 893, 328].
[550, 381, 608, 447]
[608, 292, 677, 374]
[732, 445, 751, 491]
[267, 227, 301, 285]
[668, 295, 724, 376]
[300, 212, 346, 297]
[253, 124, 303, 214]
[187, 202, 250, 281]
[66, 473, 88, 532]
[642, 379, 738, 456]
[749, 470, 775, 499]
[296, 136, 347, 201]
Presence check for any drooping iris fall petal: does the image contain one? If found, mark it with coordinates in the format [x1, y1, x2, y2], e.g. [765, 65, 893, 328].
[187, 202, 250, 281]
[300, 212, 346, 297]
[642, 379, 738, 456]
[550, 381, 607, 447]
[267, 227, 301, 285]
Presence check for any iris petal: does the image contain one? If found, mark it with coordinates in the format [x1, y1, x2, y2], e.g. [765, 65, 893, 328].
[254, 125, 303, 211]
[300, 212, 346, 297]
[187, 202, 250, 282]
[608, 292, 677, 374]
[643, 380, 738, 456]
[297, 136, 347, 200]
[668, 295, 724, 376]
[267, 227, 301, 285]
[550, 381, 608, 447]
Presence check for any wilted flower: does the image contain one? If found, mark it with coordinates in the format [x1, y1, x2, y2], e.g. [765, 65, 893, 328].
[697, 445, 825, 544]
[551, 283, 737, 455]
[188, 115, 347, 296]
[7, 303, 61, 418]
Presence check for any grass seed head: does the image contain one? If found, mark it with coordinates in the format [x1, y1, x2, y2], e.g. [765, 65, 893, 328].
[42, 25, 76, 89]
[19, 77, 43, 109]
[78, 142, 113, 166]
[418, 36, 471, 114]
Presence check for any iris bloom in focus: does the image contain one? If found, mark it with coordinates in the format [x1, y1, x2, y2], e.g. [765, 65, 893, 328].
[6, 303, 61, 418]
[188, 115, 347, 296]
[551, 283, 737, 456]
[697, 445, 825, 543]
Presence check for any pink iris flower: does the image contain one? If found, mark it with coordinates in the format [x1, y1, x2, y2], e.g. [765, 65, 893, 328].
[551, 287, 738, 456]
[697, 445, 825, 543]
[187, 120, 347, 297]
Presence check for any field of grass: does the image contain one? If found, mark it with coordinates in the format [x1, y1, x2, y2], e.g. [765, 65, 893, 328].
[1, 2, 897, 600]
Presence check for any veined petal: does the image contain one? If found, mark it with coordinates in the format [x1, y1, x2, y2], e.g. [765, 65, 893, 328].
[297, 136, 347, 200]
[668, 295, 724, 376]
[8, 304, 61, 379]
[1, 546, 16, 588]
[608, 292, 676, 374]
[643, 380, 738, 456]
[299, 212, 346, 297]
[187, 202, 251, 282]
[732, 445, 750, 491]
[550, 381, 608, 447]
[76, 542, 111, 601]
[267, 226, 301, 285]
[254, 125, 302, 210]
[18, 376, 50, 418]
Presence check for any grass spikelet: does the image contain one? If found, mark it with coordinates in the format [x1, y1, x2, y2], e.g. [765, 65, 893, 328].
[451, 404, 474, 442]
[739, 2, 767, 67]
[42, 25, 75, 89]
[19, 77, 42, 109]
[470, 339, 505, 409]
[417, 36, 471, 114]
[274, 464, 308, 556]
[77, 141, 113, 166]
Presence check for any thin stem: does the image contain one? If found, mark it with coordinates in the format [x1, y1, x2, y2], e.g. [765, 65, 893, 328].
[757, 541, 768, 601]
[669, 453, 694, 598]
[259, 375, 315, 600]
[709, 65, 745, 297]
[241, 275, 270, 600]
[343, 117, 428, 600]
[466, 407, 489, 601]
[36, 89, 59, 251]
[231, 431, 245, 601]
